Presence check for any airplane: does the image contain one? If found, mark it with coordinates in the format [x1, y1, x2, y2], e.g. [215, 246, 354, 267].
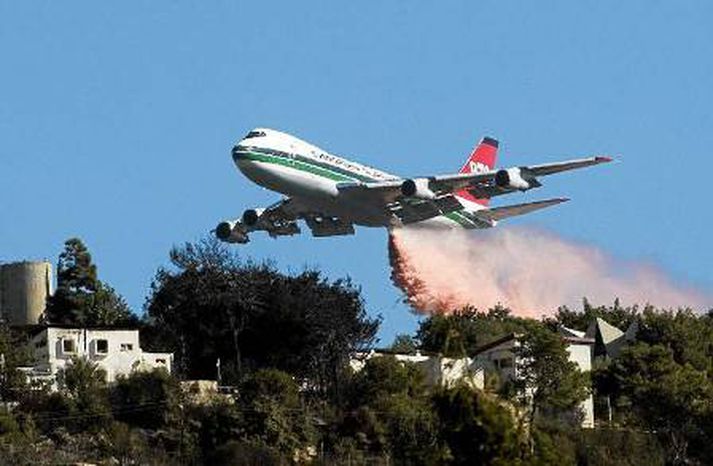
[215, 128, 612, 244]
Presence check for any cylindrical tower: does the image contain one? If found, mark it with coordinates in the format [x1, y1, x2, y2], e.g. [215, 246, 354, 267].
[0, 261, 52, 326]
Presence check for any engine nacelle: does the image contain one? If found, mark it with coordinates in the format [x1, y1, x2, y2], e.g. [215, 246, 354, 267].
[215, 220, 249, 244]
[401, 178, 436, 200]
[494, 167, 533, 191]
[242, 208, 266, 227]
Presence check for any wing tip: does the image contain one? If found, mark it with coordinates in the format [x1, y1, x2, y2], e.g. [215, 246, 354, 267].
[596, 155, 614, 163]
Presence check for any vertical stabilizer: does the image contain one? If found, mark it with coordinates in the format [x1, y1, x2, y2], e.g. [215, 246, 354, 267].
[455, 136, 499, 206]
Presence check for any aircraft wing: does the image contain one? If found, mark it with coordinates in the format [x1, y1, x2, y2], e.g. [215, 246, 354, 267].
[338, 155, 612, 203]
[475, 197, 569, 222]
[215, 197, 355, 244]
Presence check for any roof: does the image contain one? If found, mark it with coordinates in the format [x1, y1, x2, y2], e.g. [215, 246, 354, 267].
[585, 317, 624, 344]
[472, 333, 518, 356]
[559, 325, 586, 338]
[21, 324, 141, 338]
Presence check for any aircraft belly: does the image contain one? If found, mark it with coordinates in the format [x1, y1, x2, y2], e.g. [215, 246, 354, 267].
[237, 159, 393, 227]
[237, 159, 338, 199]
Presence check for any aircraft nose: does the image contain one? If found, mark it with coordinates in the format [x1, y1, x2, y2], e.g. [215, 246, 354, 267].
[232, 145, 243, 161]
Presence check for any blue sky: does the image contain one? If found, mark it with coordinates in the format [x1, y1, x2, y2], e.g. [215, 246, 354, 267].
[2, 2, 712, 343]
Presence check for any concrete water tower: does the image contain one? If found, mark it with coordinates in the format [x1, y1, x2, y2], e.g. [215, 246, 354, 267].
[0, 261, 52, 326]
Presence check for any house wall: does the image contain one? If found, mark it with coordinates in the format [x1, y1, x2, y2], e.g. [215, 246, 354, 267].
[565, 342, 595, 428]
[28, 327, 172, 386]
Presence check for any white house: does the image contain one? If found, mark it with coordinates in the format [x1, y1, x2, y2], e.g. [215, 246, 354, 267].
[473, 330, 595, 428]
[21, 326, 173, 389]
[350, 350, 485, 389]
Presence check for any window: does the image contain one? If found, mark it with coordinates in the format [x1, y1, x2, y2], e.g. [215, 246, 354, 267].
[244, 130, 266, 139]
[62, 338, 76, 354]
[497, 358, 513, 369]
[96, 339, 108, 354]
[120, 343, 134, 352]
[156, 358, 166, 365]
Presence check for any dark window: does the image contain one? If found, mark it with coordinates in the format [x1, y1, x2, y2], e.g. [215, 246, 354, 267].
[244, 130, 266, 139]
[62, 339, 76, 353]
[96, 339, 109, 354]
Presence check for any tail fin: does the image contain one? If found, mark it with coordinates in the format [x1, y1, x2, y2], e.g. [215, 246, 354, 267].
[456, 136, 499, 206]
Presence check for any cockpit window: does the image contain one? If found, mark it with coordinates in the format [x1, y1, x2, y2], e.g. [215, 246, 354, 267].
[245, 130, 266, 139]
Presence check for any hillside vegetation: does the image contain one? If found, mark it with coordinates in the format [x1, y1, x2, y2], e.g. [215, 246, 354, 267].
[0, 238, 711, 465]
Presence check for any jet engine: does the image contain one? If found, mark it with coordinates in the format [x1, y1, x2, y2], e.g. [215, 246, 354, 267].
[242, 208, 266, 227]
[215, 220, 249, 244]
[400, 178, 436, 200]
[494, 167, 534, 191]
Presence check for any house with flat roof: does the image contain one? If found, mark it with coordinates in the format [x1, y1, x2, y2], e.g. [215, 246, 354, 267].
[20, 326, 173, 389]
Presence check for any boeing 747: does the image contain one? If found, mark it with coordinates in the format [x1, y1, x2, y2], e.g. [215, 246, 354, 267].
[215, 128, 611, 244]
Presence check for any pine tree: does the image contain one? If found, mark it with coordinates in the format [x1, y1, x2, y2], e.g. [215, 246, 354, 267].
[46, 238, 136, 326]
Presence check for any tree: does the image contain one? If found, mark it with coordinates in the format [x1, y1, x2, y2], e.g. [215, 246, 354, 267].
[145, 238, 379, 396]
[340, 356, 443, 464]
[514, 324, 590, 425]
[417, 306, 532, 357]
[608, 343, 713, 464]
[432, 385, 526, 466]
[390, 334, 418, 354]
[0, 323, 31, 401]
[348, 356, 426, 408]
[144, 238, 265, 381]
[238, 369, 316, 455]
[111, 369, 182, 430]
[549, 299, 639, 332]
[46, 238, 136, 326]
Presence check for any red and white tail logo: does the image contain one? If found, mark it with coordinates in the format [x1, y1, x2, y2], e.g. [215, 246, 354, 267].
[455, 136, 499, 206]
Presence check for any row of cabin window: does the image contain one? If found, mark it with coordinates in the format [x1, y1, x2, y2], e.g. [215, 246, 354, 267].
[61, 338, 133, 354]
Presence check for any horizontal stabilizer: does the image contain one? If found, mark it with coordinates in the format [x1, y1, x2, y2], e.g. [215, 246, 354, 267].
[477, 198, 569, 222]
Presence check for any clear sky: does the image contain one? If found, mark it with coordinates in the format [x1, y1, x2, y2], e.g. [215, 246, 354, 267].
[2, 2, 712, 344]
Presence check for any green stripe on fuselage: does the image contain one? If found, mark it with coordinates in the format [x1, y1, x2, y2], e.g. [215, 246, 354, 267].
[443, 211, 473, 228]
[240, 150, 377, 183]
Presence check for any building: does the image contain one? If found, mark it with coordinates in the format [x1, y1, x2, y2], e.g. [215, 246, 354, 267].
[350, 350, 485, 389]
[0, 261, 52, 326]
[585, 317, 638, 359]
[473, 331, 595, 428]
[20, 326, 173, 389]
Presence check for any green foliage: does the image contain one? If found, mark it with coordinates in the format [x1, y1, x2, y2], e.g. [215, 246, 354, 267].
[374, 393, 444, 465]
[390, 333, 417, 354]
[574, 428, 665, 466]
[348, 356, 426, 408]
[47, 237, 137, 326]
[635, 308, 713, 373]
[210, 440, 285, 466]
[99, 421, 173, 466]
[58, 356, 111, 431]
[417, 306, 532, 357]
[0, 323, 31, 401]
[608, 343, 713, 463]
[111, 369, 182, 430]
[514, 325, 590, 423]
[189, 400, 244, 459]
[550, 299, 639, 332]
[433, 385, 526, 466]
[239, 368, 316, 455]
[145, 238, 379, 396]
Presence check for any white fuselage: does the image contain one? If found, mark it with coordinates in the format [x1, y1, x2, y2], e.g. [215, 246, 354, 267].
[232, 128, 483, 229]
